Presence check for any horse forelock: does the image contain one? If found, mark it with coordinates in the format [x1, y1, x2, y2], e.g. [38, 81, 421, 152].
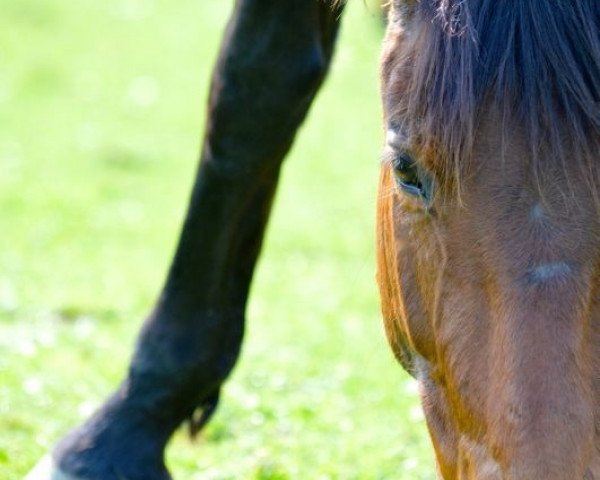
[388, 0, 600, 197]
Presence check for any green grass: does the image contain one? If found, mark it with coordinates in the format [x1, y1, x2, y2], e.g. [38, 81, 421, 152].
[0, 1, 435, 478]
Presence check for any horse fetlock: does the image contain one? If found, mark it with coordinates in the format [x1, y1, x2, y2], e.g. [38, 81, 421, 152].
[51, 319, 239, 480]
[52, 392, 172, 480]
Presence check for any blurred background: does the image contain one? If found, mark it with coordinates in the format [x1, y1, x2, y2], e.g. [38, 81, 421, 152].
[0, 1, 435, 478]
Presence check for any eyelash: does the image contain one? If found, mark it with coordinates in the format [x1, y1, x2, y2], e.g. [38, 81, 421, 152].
[382, 148, 434, 206]
[391, 152, 422, 189]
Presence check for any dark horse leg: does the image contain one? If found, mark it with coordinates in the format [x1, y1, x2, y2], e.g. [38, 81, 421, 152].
[41, 1, 345, 479]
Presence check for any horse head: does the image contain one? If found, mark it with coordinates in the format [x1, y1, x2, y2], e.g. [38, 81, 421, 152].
[378, 1, 600, 478]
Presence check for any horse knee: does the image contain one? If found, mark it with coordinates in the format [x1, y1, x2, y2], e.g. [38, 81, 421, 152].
[131, 309, 244, 390]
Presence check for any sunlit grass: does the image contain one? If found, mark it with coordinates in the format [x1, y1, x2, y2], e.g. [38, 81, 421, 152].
[0, 1, 435, 478]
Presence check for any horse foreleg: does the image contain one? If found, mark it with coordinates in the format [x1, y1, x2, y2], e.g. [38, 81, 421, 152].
[31, 1, 344, 479]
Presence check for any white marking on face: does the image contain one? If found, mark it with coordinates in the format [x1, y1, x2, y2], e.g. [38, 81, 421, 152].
[530, 203, 545, 220]
[386, 128, 409, 149]
[527, 262, 572, 284]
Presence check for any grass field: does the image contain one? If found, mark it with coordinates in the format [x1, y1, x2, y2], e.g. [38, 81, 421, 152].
[0, 1, 436, 478]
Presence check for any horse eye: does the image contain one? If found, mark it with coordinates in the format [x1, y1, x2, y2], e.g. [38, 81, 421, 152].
[391, 152, 434, 205]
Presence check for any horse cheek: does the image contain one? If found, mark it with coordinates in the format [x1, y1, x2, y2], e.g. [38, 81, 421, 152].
[376, 168, 413, 365]
[376, 167, 436, 368]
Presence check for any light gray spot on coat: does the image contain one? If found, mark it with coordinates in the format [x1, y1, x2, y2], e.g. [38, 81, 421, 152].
[530, 203, 545, 220]
[526, 262, 572, 284]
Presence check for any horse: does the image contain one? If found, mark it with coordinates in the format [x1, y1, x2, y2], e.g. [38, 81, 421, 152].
[29, 2, 348, 479]
[28, 0, 600, 479]
[378, 0, 600, 478]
